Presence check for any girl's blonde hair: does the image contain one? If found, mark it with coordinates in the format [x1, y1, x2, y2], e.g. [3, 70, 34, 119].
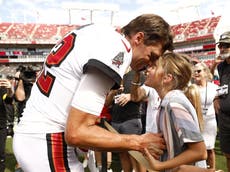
[160, 52, 203, 131]
[159, 52, 192, 90]
[185, 84, 204, 131]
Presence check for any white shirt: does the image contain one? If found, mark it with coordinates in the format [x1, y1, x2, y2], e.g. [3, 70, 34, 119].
[142, 85, 161, 133]
[199, 82, 218, 118]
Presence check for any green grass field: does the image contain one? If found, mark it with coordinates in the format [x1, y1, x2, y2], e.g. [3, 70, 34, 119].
[5, 137, 227, 172]
[5, 137, 17, 172]
[215, 138, 227, 172]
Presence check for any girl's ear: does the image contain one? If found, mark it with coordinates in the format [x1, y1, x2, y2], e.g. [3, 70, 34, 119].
[163, 73, 173, 84]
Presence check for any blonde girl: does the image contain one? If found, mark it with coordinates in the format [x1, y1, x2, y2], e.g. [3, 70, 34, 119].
[144, 52, 207, 172]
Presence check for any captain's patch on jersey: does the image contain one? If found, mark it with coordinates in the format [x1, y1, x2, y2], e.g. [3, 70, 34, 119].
[112, 52, 124, 68]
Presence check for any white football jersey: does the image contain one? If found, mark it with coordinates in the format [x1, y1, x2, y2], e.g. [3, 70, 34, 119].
[15, 24, 132, 133]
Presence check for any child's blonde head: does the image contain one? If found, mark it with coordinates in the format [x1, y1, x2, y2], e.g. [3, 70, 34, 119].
[159, 52, 192, 90]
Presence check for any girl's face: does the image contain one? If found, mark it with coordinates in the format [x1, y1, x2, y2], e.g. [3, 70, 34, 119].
[144, 59, 165, 90]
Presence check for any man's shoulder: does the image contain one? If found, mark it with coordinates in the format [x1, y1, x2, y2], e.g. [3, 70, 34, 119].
[217, 60, 229, 69]
[218, 60, 230, 75]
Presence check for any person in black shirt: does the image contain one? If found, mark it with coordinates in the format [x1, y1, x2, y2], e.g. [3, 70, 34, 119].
[214, 31, 230, 172]
[106, 69, 147, 172]
[0, 77, 13, 172]
[14, 65, 38, 122]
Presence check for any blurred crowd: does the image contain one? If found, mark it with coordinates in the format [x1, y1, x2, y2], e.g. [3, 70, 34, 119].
[0, 64, 41, 172]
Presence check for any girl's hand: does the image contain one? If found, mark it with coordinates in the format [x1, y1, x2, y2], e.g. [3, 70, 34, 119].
[143, 148, 161, 171]
[116, 93, 131, 106]
[147, 142, 164, 160]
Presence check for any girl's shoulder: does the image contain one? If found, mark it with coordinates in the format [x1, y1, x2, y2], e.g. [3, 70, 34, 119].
[162, 90, 188, 106]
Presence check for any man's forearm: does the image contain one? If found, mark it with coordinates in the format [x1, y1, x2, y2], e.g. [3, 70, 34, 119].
[65, 110, 142, 151]
[65, 107, 164, 153]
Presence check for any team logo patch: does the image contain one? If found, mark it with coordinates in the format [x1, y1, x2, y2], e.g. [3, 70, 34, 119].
[112, 52, 124, 68]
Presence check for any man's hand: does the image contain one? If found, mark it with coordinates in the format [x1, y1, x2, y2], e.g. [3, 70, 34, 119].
[0, 78, 14, 98]
[0, 79, 11, 88]
[140, 133, 165, 159]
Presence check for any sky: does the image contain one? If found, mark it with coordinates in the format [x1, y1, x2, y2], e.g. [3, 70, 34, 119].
[0, 0, 230, 27]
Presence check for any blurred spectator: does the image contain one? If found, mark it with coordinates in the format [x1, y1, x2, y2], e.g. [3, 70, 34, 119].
[14, 65, 39, 122]
[94, 150, 112, 172]
[0, 76, 14, 172]
[130, 82, 161, 133]
[214, 31, 230, 172]
[94, 105, 113, 172]
[139, 99, 148, 134]
[193, 62, 218, 169]
[129, 69, 161, 134]
[106, 69, 146, 172]
[5, 75, 15, 137]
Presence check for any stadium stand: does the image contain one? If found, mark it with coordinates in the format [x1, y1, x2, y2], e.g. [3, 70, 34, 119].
[59, 24, 80, 38]
[207, 16, 221, 33]
[0, 15, 222, 75]
[171, 16, 221, 42]
[33, 24, 58, 42]
[7, 23, 36, 40]
[1, 15, 221, 44]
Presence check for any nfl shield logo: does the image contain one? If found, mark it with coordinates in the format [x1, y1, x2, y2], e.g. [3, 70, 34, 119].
[112, 52, 124, 68]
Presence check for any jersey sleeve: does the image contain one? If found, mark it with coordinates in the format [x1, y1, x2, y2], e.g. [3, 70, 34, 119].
[77, 25, 132, 89]
[83, 59, 121, 89]
[71, 68, 115, 116]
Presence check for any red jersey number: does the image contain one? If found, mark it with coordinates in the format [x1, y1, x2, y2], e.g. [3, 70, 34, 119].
[36, 33, 76, 97]
[45, 33, 76, 67]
